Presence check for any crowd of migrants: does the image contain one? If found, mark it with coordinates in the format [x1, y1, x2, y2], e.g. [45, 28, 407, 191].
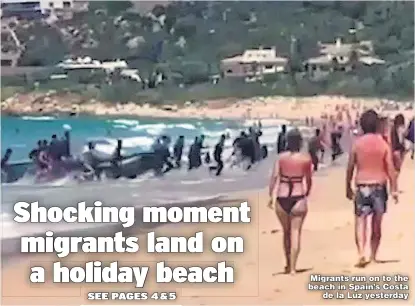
[1, 131, 72, 182]
[2, 113, 414, 183]
[1, 123, 268, 183]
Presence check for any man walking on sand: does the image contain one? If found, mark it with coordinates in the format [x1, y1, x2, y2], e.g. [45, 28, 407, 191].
[346, 109, 398, 268]
[277, 124, 287, 154]
[308, 128, 326, 171]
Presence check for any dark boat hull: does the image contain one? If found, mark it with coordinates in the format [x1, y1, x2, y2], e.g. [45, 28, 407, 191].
[2, 160, 33, 183]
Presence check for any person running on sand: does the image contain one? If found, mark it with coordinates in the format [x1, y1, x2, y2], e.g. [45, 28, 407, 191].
[268, 128, 313, 275]
[277, 124, 287, 154]
[308, 128, 326, 171]
[330, 123, 343, 162]
[346, 109, 398, 268]
[390, 114, 407, 181]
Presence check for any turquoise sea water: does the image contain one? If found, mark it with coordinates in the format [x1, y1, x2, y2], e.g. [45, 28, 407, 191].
[1, 115, 256, 161]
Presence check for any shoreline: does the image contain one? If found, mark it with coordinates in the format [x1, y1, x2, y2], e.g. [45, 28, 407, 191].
[2, 92, 411, 121]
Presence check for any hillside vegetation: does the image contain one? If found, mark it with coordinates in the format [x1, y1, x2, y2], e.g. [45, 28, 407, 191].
[3, 1, 414, 103]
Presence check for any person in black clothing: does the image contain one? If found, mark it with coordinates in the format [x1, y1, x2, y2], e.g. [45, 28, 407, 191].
[248, 127, 262, 162]
[48, 134, 60, 161]
[405, 118, 414, 160]
[63, 131, 71, 157]
[204, 151, 211, 164]
[232, 131, 254, 169]
[239, 132, 256, 170]
[161, 139, 174, 174]
[173, 136, 184, 168]
[330, 125, 343, 162]
[308, 128, 324, 171]
[41, 139, 48, 148]
[1, 148, 12, 169]
[233, 131, 246, 148]
[195, 135, 205, 167]
[51, 134, 58, 144]
[29, 140, 43, 161]
[391, 114, 406, 174]
[209, 134, 226, 176]
[197, 134, 211, 165]
[188, 137, 199, 171]
[198, 134, 206, 148]
[230, 131, 245, 168]
[195, 138, 202, 168]
[1, 148, 13, 182]
[277, 124, 287, 154]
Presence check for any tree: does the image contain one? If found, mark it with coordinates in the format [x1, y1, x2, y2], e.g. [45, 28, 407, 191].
[89, 1, 132, 16]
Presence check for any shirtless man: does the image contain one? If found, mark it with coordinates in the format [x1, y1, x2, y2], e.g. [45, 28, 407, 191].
[268, 129, 313, 275]
[346, 110, 398, 267]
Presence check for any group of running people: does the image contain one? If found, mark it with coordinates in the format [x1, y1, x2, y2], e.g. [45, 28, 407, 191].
[1, 122, 268, 182]
[152, 123, 266, 177]
[1, 132, 71, 182]
[268, 108, 414, 275]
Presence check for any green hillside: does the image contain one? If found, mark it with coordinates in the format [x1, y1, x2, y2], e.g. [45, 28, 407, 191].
[3, 1, 414, 102]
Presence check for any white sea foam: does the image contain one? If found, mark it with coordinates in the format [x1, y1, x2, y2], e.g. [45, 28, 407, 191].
[130, 123, 196, 134]
[109, 119, 140, 126]
[112, 124, 129, 129]
[174, 123, 197, 130]
[21, 116, 56, 121]
[131, 123, 167, 131]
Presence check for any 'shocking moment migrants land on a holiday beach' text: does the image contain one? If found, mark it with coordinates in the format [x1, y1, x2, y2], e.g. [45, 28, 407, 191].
[7, 200, 253, 303]
[2, 199, 412, 305]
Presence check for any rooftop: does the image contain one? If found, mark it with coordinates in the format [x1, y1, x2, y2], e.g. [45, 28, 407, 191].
[222, 47, 288, 64]
[318, 38, 374, 56]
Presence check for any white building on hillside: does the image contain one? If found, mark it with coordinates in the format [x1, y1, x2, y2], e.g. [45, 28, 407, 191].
[1, 0, 88, 18]
[57, 57, 128, 71]
[220, 47, 288, 79]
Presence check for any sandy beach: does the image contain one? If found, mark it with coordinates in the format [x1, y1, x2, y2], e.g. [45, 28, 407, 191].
[1, 92, 413, 121]
[2, 155, 413, 305]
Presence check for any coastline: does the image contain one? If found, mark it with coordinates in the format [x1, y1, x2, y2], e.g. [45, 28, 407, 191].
[2, 92, 411, 121]
[2, 159, 413, 305]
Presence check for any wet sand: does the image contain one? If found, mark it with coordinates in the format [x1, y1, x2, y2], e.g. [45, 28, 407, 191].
[2, 156, 413, 305]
